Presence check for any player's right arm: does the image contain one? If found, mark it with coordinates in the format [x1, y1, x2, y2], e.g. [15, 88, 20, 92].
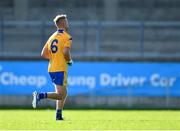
[41, 43, 50, 59]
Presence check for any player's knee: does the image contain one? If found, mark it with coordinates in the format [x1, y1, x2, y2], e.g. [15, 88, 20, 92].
[56, 92, 63, 100]
[56, 86, 67, 100]
[56, 93, 66, 100]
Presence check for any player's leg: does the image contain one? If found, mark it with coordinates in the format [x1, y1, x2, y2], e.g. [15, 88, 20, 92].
[32, 71, 68, 120]
[46, 91, 63, 100]
[32, 90, 63, 108]
[56, 85, 67, 109]
[55, 71, 68, 120]
[32, 72, 64, 108]
[55, 85, 67, 120]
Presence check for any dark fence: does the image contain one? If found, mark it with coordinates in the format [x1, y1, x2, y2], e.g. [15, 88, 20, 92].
[0, 21, 180, 60]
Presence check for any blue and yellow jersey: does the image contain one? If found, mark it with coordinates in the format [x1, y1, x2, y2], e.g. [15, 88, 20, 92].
[45, 29, 72, 72]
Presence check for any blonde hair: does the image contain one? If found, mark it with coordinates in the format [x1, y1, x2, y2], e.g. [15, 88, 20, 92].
[53, 14, 67, 24]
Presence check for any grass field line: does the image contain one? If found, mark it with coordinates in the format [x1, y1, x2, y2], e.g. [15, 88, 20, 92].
[0, 130, 180, 131]
[1, 110, 180, 130]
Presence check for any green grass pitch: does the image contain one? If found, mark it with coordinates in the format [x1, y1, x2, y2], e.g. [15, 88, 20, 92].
[0, 109, 180, 130]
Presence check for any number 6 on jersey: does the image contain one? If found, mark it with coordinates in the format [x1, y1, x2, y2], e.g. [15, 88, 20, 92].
[51, 39, 58, 53]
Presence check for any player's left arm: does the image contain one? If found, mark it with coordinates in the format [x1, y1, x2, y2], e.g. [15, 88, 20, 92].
[41, 43, 50, 59]
[63, 37, 73, 66]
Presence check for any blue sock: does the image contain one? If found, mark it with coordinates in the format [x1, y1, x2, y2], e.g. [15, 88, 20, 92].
[56, 109, 62, 120]
[39, 93, 47, 100]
